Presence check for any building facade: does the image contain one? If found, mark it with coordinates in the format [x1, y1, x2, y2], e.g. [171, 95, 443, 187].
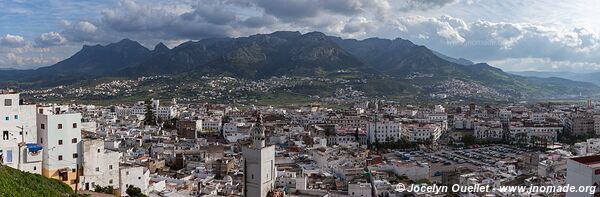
[0, 91, 43, 174]
[37, 106, 83, 190]
[367, 121, 402, 144]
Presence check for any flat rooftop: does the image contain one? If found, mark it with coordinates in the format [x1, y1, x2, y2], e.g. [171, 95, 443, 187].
[0, 89, 17, 94]
[571, 155, 600, 168]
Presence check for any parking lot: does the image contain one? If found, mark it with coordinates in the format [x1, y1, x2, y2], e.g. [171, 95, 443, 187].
[396, 144, 528, 183]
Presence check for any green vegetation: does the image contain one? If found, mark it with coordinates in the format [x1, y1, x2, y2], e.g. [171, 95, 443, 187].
[0, 165, 80, 197]
[143, 100, 157, 126]
[126, 185, 147, 197]
[94, 185, 116, 195]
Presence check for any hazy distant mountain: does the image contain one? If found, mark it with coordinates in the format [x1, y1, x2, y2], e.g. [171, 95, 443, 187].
[431, 50, 474, 65]
[1, 31, 598, 99]
[510, 71, 600, 86]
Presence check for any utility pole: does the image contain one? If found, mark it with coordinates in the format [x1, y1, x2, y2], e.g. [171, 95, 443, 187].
[75, 163, 80, 194]
[16, 126, 24, 170]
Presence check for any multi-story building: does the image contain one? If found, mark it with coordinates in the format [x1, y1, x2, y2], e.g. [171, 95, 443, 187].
[594, 115, 600, 136]
[402, 123, 442, 142]
[474, 121, 503, 139]
[112, 99, 177, 120]
[367, 120, 402, 144]
[80, 139, 120, 191]
[326, 115, 367, 130]
[0, 91, 43, 174]
[566, 112, 595, 136]
[509, 122, 562, 143]
[348, 183, 372, 197]
[119, 165, 150, 196]
[531, 112, 546, 123]
[566, 155, 600, 197]
[202, 116, 222, 133]
[223, 122, 252, 143]
[177, 119, 202, 139]
[37, 105, 82, 190]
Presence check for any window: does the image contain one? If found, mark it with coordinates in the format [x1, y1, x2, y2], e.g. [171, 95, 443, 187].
[126, 171, 129, 175]
[41, 124, 45, 130]
[2, 131, 8, 140]
[109, 165, 113, 170]
[4, 117, 8, 121]
[58, 155, 63, 160]
[72, 123, 77, 128]
[95, 167, 99, 172]
[6, 150, 12, 163]
[58, 140, 63, 145]
[97, 149, 100, 153]
[59, 171, 68, 181]
[72, 138, 77, 143]
[72, 153, 78, 158]
[33, 166, 37, 170]
[14, 115, 18, 120]
[4, 99, 12, 106]
[58, 124, 63, 129]
[109, 179, 113, 184]
[40, 138, 43, 144]
[138, 177, 141, 180]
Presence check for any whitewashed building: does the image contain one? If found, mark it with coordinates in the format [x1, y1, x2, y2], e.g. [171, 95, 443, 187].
[474, 121, 503, 139]
[367, 121, 402, 144]
[80, 139, 120, 191]
[119, 165, 151, 196]
[202, 116, 223, 133]
[402, 123, 442, 142]
[37, 105, 82, 190]
[0, 91, 43, 174]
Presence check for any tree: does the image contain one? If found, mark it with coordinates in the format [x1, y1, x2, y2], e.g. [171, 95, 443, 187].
[143, 101, 156, 126]
[94, 185, 114, 194]
[126, 185, 147, 197]
[354, 128, 360, 143]
[163, 118, 177, 129]
[462, 134, 476, 146]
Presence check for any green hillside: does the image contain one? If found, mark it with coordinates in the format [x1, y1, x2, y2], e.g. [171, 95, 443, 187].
[0, 165, 78, 197]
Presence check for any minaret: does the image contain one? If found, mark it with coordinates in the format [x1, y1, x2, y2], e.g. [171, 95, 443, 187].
[252, 112, 266, 148]
[243, 111, 276, 197]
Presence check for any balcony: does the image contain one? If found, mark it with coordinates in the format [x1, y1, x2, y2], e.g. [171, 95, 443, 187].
[24, 143, 43, 163]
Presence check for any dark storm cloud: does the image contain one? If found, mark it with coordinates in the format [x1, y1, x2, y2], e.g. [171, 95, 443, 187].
[252, 0, 366, 20]
[242, 15, 278, 28]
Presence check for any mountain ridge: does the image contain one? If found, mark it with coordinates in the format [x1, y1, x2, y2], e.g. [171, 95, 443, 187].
[1, 31, 598, 100]
[510, 71, 600, 86]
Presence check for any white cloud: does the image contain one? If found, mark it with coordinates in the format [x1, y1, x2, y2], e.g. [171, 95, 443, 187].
[35, 32, 68, 47]
[391, 15, 600, 68]
[3, 0, 600, 72]
[3, 52, 61, 69]
[489, 58, 600, 72]
[0, 34, 26, 47]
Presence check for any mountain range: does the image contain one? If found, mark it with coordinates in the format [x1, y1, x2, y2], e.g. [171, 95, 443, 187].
[510, 71, 600, 86]
[1, 31, 598, 100]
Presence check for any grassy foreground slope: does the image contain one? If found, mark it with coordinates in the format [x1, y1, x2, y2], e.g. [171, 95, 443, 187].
[0, 165, 78, 197]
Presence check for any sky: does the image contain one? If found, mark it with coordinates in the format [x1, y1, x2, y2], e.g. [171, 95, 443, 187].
[1, 0, 600, 73]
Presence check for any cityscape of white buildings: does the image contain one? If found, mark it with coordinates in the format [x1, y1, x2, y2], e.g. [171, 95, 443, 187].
[5, 89, 600, 196]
